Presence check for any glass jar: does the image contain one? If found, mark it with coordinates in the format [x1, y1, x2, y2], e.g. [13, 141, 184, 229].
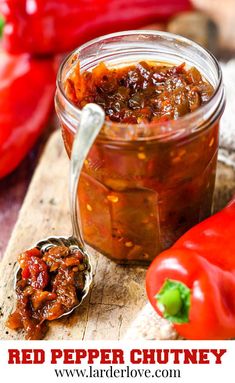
[55, 30, 225, 264]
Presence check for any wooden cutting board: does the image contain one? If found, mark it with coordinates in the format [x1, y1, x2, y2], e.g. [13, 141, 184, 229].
[0, 130, 234, 341]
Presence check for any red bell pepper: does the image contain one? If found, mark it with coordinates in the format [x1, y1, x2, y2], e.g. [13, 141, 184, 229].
[0, 0, 191, 55]
[146, 198, 235, 340]
[0, 50, 56, 178]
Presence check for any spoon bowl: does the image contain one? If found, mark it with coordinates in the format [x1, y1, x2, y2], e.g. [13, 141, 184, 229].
[15, 236, 92, 318]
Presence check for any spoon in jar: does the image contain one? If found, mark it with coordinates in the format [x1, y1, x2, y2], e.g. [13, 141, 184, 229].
[14, 103, 105, 318]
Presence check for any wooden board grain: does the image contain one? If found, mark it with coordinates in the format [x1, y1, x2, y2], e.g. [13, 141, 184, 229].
[0, 130, 234, 341]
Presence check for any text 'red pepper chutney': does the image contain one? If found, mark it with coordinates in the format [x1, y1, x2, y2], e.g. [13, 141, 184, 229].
[55, 31, 225, 264]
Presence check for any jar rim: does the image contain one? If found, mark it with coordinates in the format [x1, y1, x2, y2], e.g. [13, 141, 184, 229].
[56, 30, 225, 140]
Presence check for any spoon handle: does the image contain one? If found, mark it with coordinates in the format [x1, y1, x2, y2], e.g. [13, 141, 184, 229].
[70, 103, 105, 248]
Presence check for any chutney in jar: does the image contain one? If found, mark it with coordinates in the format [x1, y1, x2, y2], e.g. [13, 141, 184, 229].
[58, 57, 221, 264]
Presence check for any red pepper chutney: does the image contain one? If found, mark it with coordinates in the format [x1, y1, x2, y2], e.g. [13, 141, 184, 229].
[62, 60, 218, 263]
[7, 246, 88, 340]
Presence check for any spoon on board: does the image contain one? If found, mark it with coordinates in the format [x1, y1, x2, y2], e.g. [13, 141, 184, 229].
[14, 103, 105, 318]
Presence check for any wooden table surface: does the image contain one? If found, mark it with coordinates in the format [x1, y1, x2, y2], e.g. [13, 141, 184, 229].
[0, 122, 55, 260]
[0, 150, 37, 259]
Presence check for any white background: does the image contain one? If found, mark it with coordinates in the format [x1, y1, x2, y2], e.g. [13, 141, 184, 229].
[0, 340, 234, 383]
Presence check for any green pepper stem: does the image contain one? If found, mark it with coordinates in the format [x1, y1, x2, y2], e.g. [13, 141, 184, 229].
[158, 287, 182, 316]
[0, 16, 5, 39]
[156, 279, 191, 324]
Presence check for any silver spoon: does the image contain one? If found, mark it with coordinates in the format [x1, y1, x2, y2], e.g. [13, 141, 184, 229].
[14, 103, 105, 318]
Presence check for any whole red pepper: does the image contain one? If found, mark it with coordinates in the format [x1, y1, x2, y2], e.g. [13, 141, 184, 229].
[0, 50, 56, 178]
[0, 0, 191, 55]
[146, 198, 235, 340]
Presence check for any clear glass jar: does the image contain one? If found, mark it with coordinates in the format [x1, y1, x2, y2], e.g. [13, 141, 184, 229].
[55, 30, 225, 264]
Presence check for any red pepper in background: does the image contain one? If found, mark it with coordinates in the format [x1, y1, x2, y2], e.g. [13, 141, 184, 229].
[0, 50, 56, 178]
[0, 0, 191, 55]
[146, 198, 235, 340]
[0, 0, 192, 177]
